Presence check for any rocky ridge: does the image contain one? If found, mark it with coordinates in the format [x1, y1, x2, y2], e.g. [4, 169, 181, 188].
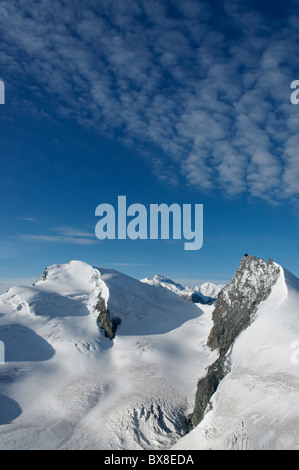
[189, 255, 281, 427]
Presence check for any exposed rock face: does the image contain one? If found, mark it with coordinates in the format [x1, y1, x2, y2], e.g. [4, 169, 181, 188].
[208, 255, 280, 352]
[189, 357, 228, 427]
[190, 255, 280, 428]
[95, 295, 121, 340]
[33, 268, 48, 285]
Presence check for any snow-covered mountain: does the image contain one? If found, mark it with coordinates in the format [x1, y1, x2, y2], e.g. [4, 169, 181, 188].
[141, 274, 224, 305]
[0, 260, 215, 450]
[0, 256, 298, 450]
[174, 255, 299, 450]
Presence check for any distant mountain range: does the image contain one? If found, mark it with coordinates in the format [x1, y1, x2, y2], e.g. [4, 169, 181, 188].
[0, 255, 298, 450]
[140, 274, 224, 304]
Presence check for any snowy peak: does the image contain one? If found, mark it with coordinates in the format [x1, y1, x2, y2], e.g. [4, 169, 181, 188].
[1, 261, 203, 339]
[0, 260, 212, 450]
[177, 257, 299, 450]
[1, 256, 299, 450]
[190, 255, 282, 425]
[0, 261, 110, 336]
[208, 255, 281, 352]
[141, 275, 223, 305]
[140, 275, 185, 293]
[193, 282, 223, 300]
[33, 260, 109, 299]
[190, 254, 282, 428]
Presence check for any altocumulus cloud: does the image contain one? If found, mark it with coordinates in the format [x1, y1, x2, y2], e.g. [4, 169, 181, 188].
[1, 0, 299, 203]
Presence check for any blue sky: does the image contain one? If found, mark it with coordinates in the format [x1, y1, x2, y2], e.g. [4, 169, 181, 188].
[1, 0, 299, 293]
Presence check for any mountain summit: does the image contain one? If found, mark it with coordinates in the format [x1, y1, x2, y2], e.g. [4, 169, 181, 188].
[189, 255, 281, 427]
[0, 256, 298, 450]
[0, 260, 212, 449]
[175, 255, 299, 450]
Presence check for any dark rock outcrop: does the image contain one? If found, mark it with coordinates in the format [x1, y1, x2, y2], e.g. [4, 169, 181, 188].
[33, 268, 48, 285]
[190, 357, 228, 427]
[95, 295, 121, 340]
[189, 255, 280, 428]
[208, 256, 280, 352]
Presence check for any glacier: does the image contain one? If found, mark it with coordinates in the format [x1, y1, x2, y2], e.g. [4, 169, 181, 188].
[0, 256, 298, 450]
[0, 260, 215, 449]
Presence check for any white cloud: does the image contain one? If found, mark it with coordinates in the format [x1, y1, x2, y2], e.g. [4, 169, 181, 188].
[18, 217, 38, 222]
[1, 0, 299, 203]
[19, 225, 97, 245]
[20, 235, 97, 245]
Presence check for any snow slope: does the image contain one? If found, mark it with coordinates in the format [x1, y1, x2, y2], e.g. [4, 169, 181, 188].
[0, 260, 216, 450]
[173, 265, 299, 450]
